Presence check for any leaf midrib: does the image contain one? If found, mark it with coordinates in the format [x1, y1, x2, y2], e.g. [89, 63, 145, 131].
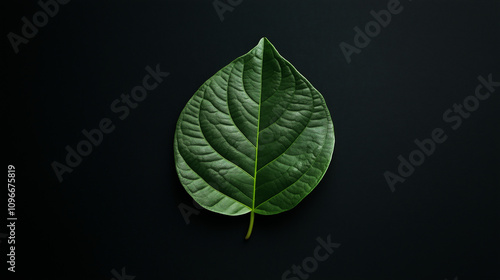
[251, 45, 264, 212]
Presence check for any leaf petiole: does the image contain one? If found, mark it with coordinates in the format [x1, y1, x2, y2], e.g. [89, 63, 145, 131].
[245, 211, 255, 240]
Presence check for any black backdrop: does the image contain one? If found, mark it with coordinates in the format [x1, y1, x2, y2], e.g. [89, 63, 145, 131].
[3, 1, 499, 279]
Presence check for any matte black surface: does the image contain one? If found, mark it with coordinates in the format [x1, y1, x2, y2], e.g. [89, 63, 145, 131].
[3, 1, 499, 279]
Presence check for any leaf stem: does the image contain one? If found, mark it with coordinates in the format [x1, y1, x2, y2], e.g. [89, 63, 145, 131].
[245, 211, 255, 240]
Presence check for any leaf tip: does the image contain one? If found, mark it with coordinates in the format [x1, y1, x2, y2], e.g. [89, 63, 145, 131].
[259, 37, 272, 46]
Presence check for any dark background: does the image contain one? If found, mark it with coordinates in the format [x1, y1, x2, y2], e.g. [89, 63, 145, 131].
[3, 0, 499, 279]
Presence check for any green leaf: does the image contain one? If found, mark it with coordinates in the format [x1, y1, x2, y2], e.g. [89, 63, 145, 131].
[174, 38, 335, 239]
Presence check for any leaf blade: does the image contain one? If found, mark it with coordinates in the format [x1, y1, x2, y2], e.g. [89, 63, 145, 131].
[174, 37, 335, 222]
